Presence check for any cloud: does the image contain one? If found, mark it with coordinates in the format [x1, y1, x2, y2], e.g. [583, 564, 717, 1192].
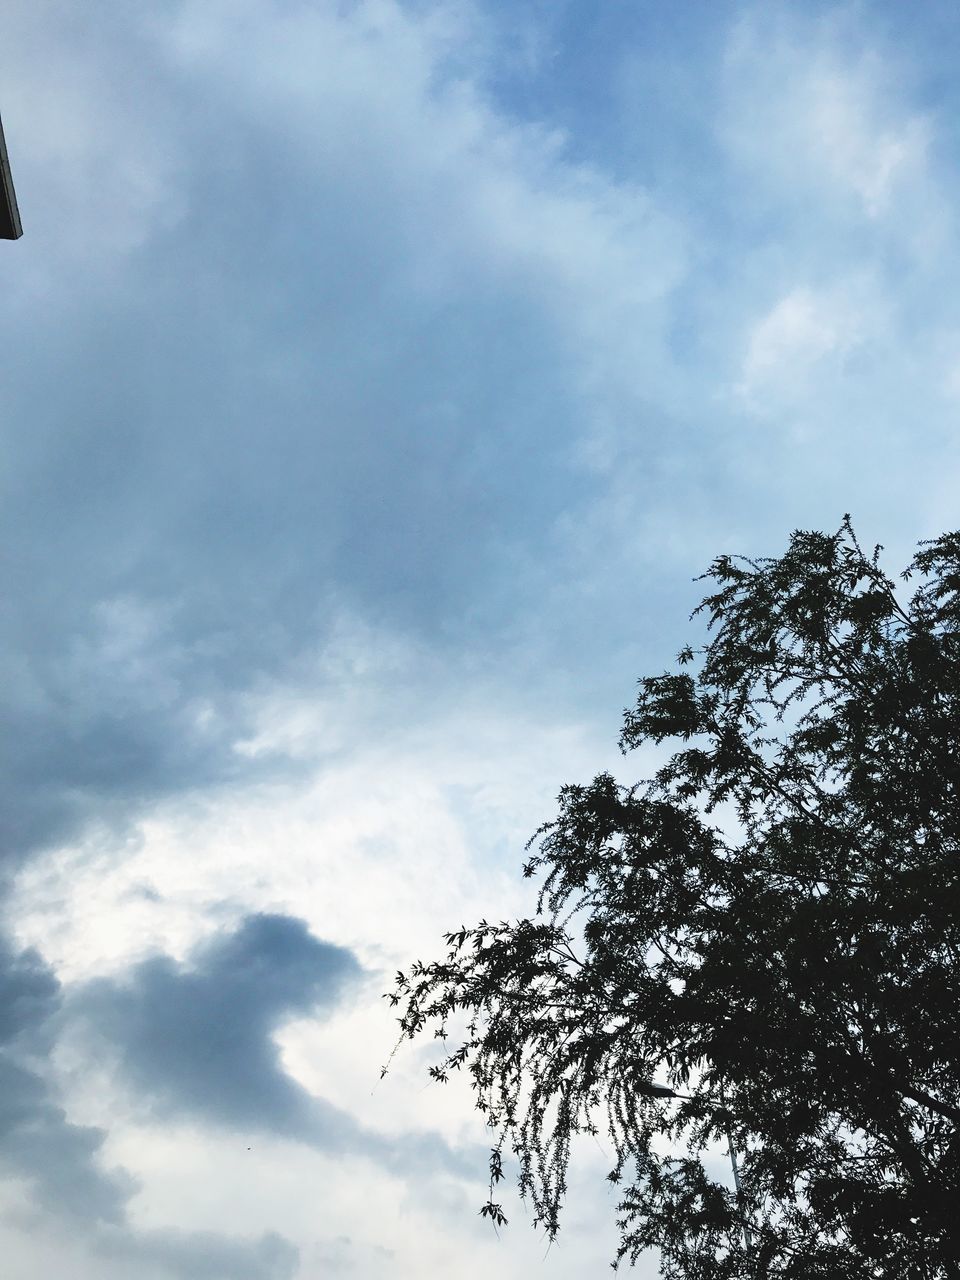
[72, 911, 481, 1180]
[0, 938, 59, 1044]
[0, 0, 187, 279]
[0, 1056, 133, 1224]
[734, 278, 886, 411]
[95, 1225, 299, 1280]
[0, 929, 305, 1279]
[721, 7, 934, 224]
[0, 939, 133, 1225]
[75, 914, 363, 1138]
[0, 0, 689, 879]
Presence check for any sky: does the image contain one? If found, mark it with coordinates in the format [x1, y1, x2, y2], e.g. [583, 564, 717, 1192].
[1, 1, 959, 1275]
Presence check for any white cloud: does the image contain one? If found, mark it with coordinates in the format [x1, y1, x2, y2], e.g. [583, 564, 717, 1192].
[734, 279, 881, 410]
[721, 10, 935, 226]
[7, 678, 616, 981]
[806, 68, 928, 219]
[94, 1123, 642, 1280]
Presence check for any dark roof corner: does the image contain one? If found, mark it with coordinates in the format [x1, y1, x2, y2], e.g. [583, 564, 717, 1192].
[0, 112, 22, 240]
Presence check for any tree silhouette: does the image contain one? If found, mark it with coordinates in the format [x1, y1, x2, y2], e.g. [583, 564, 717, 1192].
[384, 517, 960, 1278]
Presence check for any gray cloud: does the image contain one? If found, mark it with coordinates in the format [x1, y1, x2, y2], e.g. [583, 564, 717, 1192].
[74, 912, 481, 1179]
[3, 0, 811, 944]
[0, 0, 619, 876]
[0, 11, 631, 1253]
[95, 1225, 299, 1280]
[0, 941, 59, 1045]
[2, 1, 957, 878]
[0, 932, 302, 1278]
[76, 914, 363, 1139]
[0, 1056, 134, 1225]
[0, 939, 133, 1225]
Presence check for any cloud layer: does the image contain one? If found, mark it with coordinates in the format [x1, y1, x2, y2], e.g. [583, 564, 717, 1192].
[3, 1, 960, 1276]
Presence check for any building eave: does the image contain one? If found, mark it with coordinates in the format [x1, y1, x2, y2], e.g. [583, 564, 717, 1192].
[0, 113, 22, 240]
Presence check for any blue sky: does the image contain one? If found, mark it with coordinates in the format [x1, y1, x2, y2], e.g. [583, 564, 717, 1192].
[1, 1, 958, 1275]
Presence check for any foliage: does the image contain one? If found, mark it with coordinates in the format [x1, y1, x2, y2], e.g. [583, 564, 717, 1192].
[383, 517, 960, 1278]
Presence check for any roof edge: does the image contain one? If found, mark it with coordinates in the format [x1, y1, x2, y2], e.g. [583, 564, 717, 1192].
[0, 113, 23, 240]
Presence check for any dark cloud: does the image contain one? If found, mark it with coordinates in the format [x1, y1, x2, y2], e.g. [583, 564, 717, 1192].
[0, 1056, 134, 1224]
[0, 0, 605, 873]
[0, 939, 133, 1225]
[74, 913, 482, 1178]
[0, 942, 59, 1044]
[0, 932, 302, 1277]
[76, 914, 363, 1141]
[95, 1225, 299, 1280]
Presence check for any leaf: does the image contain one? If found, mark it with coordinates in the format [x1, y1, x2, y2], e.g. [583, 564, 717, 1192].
[479, 1201, 508, 1228]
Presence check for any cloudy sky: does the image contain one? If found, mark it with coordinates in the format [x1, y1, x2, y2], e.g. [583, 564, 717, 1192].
[1, 1, 959, 1275]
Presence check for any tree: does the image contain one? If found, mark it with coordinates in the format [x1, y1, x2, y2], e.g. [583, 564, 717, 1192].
[383, 517, 960, 1278]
